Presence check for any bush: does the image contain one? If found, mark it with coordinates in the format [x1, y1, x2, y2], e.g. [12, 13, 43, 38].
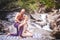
[0, 0, 60, 13]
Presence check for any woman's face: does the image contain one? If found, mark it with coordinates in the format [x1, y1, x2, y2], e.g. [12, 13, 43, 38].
[20, 9, 25, 14]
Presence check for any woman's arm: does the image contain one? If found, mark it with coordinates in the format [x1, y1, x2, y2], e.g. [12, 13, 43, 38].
[18, 15, 28, 30]
[15, 13, 20, 23]
[19, 15, 28, 26]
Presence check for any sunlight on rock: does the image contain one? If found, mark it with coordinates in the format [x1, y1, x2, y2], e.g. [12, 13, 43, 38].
[0, 11, 60, 40]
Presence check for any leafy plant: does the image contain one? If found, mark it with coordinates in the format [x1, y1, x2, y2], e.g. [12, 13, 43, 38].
[0, 0, 60, 13]
[15, 0, 39, 13]
[39, 0, 55, 8]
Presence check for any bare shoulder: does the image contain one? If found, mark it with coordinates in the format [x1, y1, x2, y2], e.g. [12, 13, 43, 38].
[15, 12, 21, 18]
[15, 12, 20, 19]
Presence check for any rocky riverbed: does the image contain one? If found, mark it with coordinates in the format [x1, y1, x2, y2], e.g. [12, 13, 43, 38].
[0, 11, 60, 40]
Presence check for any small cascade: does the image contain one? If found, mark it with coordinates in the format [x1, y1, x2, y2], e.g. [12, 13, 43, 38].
[0, 11, 60, 40]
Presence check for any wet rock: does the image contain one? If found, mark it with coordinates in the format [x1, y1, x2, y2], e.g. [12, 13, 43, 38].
[0, 23, 4, 34]
[6, 12, 18, 23]
[0, 11, 60, 40]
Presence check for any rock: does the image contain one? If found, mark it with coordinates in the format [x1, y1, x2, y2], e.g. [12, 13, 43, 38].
[6, 12, 18, 23]
[1, 11, 60, 39]
[30, 14, 41, 20]
[0, 23, 4, 34]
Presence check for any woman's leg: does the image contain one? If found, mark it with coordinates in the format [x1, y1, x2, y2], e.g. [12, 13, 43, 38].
[21, 24, 33, 37]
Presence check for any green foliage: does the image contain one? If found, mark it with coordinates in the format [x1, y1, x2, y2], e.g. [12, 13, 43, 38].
[39, 0, 55, 8]
[55, 0, 60, 9]
[0, 0, 60, 13]
[15, 0, 56, 13]
[15, 0, 39, 12]
[0, 0, 16, 4]
[0, 0, 17, 10]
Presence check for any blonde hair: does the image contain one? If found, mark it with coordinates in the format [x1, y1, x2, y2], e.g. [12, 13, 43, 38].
[21, 9, 25, 13]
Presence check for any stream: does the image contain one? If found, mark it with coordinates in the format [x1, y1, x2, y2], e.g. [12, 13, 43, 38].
[0, 11, 60, 40]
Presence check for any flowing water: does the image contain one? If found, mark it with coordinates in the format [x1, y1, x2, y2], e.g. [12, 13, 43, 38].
[0, 12, 54, 40]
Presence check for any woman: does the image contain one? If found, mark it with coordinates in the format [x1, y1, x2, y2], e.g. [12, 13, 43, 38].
[11, 9, 33, 38]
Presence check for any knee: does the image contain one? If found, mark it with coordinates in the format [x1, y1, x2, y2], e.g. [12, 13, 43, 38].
[21, 33, 26, 37]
